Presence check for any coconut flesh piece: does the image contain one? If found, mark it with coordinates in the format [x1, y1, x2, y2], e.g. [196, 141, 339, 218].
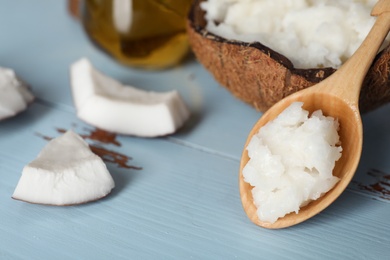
[70, 58, 190, 137]
[0, 67, 34, 120]
[242, 102, 342, 224]
[200, 0, 385, 69]
[12, 130, 115, 206]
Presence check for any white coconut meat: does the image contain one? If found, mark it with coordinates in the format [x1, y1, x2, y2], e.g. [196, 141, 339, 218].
[12, 130, 115, 206]
[201, 0, 385, 69]
[242, 102, 342, 224]
[0, 67, 34, 120]
[70, 58, 190, 137]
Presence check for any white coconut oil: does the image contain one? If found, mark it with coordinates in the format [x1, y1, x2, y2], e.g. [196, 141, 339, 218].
[242, 102, 342, 223]
[201, 0, 385, 69]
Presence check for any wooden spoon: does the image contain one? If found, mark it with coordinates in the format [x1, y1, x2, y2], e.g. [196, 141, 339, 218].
[239, 0, 390, 229]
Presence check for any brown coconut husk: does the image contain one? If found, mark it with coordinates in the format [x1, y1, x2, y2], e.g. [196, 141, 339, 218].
[187, 0, 390, 113]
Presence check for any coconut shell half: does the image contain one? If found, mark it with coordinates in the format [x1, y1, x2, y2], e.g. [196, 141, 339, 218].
[187, 0, 390, 113]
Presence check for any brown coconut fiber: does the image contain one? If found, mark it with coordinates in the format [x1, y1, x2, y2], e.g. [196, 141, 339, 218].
[187, 0, 390, 113]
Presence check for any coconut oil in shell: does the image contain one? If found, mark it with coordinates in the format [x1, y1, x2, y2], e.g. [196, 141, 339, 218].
[81, 0, 192, 69]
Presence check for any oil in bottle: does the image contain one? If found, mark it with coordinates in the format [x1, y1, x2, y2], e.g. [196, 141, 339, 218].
[82, 0, 192, 69]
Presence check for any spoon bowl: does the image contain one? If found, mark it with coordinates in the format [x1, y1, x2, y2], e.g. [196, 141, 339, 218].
[239, 0, 390, 229]
[240, 91, 362, 229]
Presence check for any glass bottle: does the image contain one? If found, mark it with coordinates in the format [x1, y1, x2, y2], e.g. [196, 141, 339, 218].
[72, 0, 192, 70]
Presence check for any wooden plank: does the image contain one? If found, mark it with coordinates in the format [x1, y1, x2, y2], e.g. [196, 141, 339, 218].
[1, 102, 389, 259]
[0, 1, 390, 259]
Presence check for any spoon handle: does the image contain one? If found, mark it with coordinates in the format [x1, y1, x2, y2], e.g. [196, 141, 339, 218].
[313, 1, 390, 106]
[372, 0, 390, 16]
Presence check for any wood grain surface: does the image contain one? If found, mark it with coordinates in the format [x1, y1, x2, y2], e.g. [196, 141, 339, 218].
[0, 1, 389, 259]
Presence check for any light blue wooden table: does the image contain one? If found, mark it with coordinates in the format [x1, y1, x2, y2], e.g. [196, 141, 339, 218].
[1, 1, 389, 259]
